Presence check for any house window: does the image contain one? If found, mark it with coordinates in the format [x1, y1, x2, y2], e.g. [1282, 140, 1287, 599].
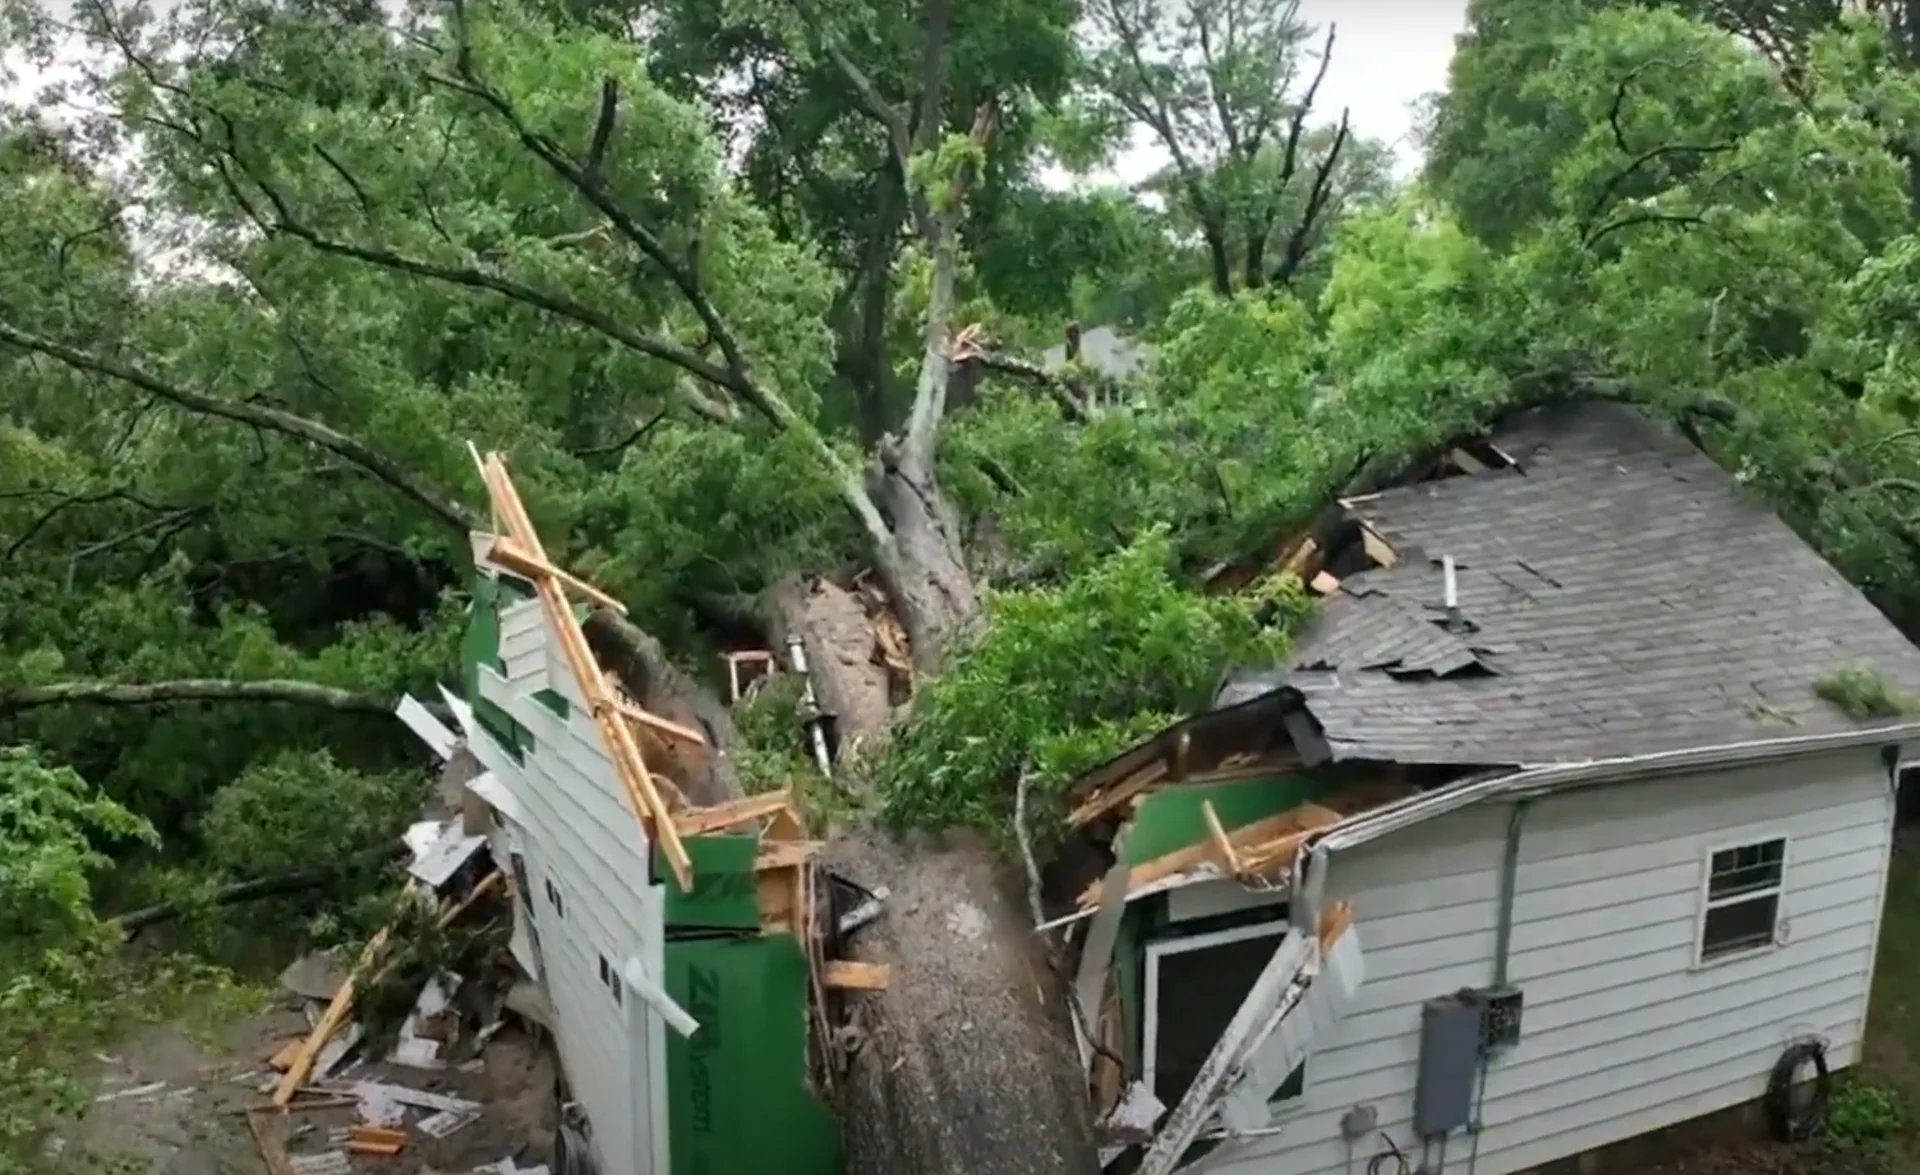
[1144, 920, 1307, 1112]
[598, 955, 623, 1006]
[1699, 836, 1787, 962]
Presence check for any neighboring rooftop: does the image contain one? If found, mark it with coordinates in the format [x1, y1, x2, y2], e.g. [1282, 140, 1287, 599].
[1042, 324, 1151, 380]
[1266, 399, 1920, 766]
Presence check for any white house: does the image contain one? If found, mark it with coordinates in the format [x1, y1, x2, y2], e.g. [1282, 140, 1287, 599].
[1054, 402, 1920, 1175]
[420, 466, 843, 1175]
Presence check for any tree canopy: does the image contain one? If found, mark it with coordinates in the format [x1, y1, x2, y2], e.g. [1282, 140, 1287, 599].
[3, 0, 1920, 1165]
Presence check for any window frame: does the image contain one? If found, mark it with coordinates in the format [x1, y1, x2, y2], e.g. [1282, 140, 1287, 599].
[1142, 917, 1309, 1113]
[1693, 832, 1790, 968]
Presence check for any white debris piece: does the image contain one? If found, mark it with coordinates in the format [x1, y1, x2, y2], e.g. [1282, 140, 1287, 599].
[351, 1079, 481, 1115]
[1099, 1081, 1165, 1135]
[391, 973, 464, 1069]
[311, 1022, 363, 1083]
[408, 820, 487, 890]
[397, 694, 459, 761]
[417, 1105, 484, 1138]
[92, 1081, 166, 1104]
[355, 1085, 407, 1127]
[290, 1152, 352, 1175]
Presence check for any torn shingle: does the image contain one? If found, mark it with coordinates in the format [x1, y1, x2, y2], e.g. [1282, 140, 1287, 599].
[1258, 401, 1920, 765]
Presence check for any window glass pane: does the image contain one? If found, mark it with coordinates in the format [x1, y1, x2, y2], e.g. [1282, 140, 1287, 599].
[1702, 894, 1778, 959]
[1708, 839, 1784, 899]
[1153, 930, 1305, 1107]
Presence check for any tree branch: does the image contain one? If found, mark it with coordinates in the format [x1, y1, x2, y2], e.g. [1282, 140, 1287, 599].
[1270, 107, 1350, 288]
[425, 43, 765, 420]
[1248, 22, 1336, 288]
[573, 408, 669, 459]
[901, 101, 999, 467]
[1582, 211, 1707, 249]
[0, 321, 479, 532]
[248, 170, 739, 423]
[0, 678, 408, 717]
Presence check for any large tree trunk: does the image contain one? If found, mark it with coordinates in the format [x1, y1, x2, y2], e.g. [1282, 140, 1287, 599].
[770, 509, 1101, 1175]
[834, 830, 1101, 1175]
[870, 443, 981, 671]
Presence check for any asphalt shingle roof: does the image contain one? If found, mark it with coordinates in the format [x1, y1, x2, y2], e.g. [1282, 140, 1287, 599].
[1274, 400, 1920, 766]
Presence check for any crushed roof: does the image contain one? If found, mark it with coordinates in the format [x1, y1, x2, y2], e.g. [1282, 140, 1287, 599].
[1268, 399, 1920, 766]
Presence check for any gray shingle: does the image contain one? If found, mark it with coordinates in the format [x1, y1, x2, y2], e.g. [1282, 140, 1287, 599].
[1276, 401, 1920, 766]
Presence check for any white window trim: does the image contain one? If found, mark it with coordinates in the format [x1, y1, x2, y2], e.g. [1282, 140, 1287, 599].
[1143, 918, 1310, 1113]
[1692, 832, 1790, 970]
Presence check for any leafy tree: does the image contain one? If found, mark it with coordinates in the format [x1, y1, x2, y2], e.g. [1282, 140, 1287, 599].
[1081, 0, 1388, 294]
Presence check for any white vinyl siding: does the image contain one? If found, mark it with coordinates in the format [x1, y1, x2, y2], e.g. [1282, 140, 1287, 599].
[467, 645, 667, 1175]
[1199, 748, 1894, 1175]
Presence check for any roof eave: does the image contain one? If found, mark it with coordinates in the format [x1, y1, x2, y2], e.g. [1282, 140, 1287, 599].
[1316, 720, 1920, 857]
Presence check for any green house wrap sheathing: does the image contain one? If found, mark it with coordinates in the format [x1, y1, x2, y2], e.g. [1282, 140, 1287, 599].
[1121, 773, 1334, 865]
[660, 835, 762, 930]
[664, 933, 841, 1175]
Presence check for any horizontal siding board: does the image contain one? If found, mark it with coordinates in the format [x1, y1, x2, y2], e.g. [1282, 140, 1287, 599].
[1198, 750, 1891, 1175]
[463, 642, 665, 1175]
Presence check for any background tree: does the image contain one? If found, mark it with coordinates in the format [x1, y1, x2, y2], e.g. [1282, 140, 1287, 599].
[1081, 0, 1377, 294]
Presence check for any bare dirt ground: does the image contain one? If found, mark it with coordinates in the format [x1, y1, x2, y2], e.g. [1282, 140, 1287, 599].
[58, 992, 556, 1175]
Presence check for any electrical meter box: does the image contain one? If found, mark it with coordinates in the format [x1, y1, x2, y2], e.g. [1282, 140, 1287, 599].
[1464, 984, 1525, 1054]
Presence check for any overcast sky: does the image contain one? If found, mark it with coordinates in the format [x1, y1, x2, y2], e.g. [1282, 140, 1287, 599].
[5, 0, 1471, 174]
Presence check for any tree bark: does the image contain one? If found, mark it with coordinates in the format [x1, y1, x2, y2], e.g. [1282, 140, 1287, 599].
[0, 677, 411, 717]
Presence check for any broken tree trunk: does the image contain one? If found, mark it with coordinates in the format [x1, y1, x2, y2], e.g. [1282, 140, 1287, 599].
[773, 555, 1100, 1175]
[868, 440, 982, 673]
[834, 829, 1100, 1175]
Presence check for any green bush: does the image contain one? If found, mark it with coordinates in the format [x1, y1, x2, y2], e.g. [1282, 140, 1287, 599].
[198, 748, 426, 880]
[1827, 1078, 1908, 1148]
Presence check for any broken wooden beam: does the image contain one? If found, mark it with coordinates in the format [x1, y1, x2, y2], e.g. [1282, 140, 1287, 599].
[1074, 804, 1339, 909]
[486, 536, 626, 615]
[675, 789, 796, 836]
[823, 959, 891, 990]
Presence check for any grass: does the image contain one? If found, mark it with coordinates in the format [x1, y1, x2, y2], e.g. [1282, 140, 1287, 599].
[1850, 833, 1920, 1170]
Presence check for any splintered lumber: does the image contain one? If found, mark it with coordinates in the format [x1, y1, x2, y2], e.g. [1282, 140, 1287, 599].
[1201, 800, 1242, 874]
[1317, 900, 1354, 947]
[477, 454, 693, 891]
[1067, 758, 1169, 828]
[486, 536, 626, 614]
[247, 1108, 297, 1175]
[822, 960, 891, 990]
[1075, 804, 1340, 909]
[272, 873, 500, 1107]
[756, 839, 823, 871]
[675, 789, 796, 836]
[613, 694, 709, 747]
[272, 917, 396, 1107]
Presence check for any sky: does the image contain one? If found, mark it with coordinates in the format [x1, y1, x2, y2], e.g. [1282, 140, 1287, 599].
[7, 0, 1472, 160]
[1094, 0, 1473, 185]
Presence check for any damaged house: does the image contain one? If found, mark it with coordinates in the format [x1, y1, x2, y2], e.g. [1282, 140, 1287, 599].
[401, 454, 864, 1175]
[1050, 401, 1920, 1175]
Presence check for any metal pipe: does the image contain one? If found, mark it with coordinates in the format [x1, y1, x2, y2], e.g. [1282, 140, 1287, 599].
[785, 634, 834, 779]
[1493, 800, 1528, 988]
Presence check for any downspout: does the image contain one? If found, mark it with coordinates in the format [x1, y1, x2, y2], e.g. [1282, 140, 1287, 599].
[1467, 799, 1529, 1175]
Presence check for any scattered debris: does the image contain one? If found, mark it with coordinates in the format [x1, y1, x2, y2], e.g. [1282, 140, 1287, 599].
[279, 950, 346, 1004]
[92, 1081, 167, 1104]
[289, 1151, 351, 1175]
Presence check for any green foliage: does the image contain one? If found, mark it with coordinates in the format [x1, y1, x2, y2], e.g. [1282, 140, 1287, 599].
[1812, 665, 1920, 719]
[199, 749, 426, 880]
[0, 746, 154, 949]
[1827, 1078, 1908, 1148]
[879, 530, 1311, 834]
